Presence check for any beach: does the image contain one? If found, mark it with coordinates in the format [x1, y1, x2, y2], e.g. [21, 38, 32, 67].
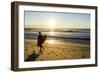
[24, 39, 90, 61]
[24, 11, 90, 61]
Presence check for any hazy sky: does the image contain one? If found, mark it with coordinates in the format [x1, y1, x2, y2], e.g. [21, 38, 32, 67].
[25, 11, 90, 29]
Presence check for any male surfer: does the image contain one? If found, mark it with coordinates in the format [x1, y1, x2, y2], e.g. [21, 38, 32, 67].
[37, 32, 44, 52]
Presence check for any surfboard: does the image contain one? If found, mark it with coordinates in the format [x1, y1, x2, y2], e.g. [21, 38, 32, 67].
[37, 35, 47, 46]
[41, 35, 47, 44]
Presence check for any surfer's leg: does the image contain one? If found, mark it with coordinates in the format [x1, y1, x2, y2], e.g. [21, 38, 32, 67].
[40, 47, 43, 54]
[40, 47, 42, 52]
[41, 45, 45, 51]
[40, 45, 43, 52]
[41, 45, 44, 51]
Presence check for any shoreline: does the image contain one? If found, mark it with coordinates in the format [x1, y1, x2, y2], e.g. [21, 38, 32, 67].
[24, 34, 90, 40]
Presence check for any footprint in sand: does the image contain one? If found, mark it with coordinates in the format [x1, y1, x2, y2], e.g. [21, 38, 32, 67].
[63, 57, 66, 59]
[40, 59, 44, 61]
[59, 52, 62, 55]
[52, 51, 55, 54]
[55, 54, 58, 56]
[25, 48, 28, 51]
[48, 51, 53, 55]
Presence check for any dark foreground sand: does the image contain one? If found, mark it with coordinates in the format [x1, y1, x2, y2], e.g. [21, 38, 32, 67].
[24, 39, 90, 61]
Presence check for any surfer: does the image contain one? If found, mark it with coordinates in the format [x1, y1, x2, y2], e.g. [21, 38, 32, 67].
[37, 32, 46, 52]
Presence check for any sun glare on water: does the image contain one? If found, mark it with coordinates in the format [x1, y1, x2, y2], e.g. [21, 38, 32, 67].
[49, 31, 55, 35]
[48, 19, 56, 29]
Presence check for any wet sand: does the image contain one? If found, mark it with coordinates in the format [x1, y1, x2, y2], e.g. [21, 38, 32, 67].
[24, 39, 90, 61]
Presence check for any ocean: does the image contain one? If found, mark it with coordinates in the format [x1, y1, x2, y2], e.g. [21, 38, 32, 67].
[24, 29, 90, 45]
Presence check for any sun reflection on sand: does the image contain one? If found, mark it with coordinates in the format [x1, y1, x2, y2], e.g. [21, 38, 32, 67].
[48, 31, 55, 44]
[48, 40, 55, 44]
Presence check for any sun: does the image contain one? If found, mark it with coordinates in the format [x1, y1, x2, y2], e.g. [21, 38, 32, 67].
[48, 19, 56, 29]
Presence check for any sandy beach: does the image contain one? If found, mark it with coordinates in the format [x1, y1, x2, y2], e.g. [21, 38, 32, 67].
[24, 39, 90, 61]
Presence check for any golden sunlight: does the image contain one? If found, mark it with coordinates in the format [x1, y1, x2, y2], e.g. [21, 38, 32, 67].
[49, 31, 55, 35]
[48, 40, 55, 44]
[48, 19, 56, 29]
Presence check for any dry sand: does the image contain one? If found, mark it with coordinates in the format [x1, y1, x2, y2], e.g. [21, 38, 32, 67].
[24, 40, 90, 61]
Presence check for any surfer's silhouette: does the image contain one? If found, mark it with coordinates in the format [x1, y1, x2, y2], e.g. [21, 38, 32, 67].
[37, 32, 47, 52]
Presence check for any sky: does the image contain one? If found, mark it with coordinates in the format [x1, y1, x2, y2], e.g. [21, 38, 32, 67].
[25, 11, 90, 29]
